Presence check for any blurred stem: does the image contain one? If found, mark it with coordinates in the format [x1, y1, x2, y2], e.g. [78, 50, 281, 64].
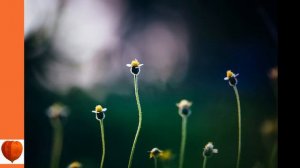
[233, 86, 241, 168]
[50, 118, 63, 168]
[100, 120, 105, 168]
[128, 75, 143, 168]
[179, 117, 187, 168]
[202, 157, 207, 168]
[269, 140, 277, 168]
[154, 157, 158, 168]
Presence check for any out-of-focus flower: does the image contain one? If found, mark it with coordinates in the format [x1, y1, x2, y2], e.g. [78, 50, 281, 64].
[224, 70, 239, 87]
[261, 119, 277, 138]
[176, 99, 192, 117]
[126, 59, 144, 75]
[47, 102, 69, 119]
[68, 161, 82, 168]
[268, 67, 278, 80]
[159, 149, 174, 161]
[92, 105, 107, 121]
[149, 148, 162, 159]
[203, 142, 218, 158]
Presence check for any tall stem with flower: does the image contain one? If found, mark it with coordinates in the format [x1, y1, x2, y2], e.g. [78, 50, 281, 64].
[92, 105, 108, 168]
[202, 142, 218, 168]
[224, 70, 242, 168]
[149, 148, 163, 168]
[126, 59, 144, 168]
[47, 103, 68, 168]
[176, 99, 192, 168]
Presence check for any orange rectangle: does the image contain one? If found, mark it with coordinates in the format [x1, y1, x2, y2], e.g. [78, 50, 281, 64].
[0, 0, 24, 167]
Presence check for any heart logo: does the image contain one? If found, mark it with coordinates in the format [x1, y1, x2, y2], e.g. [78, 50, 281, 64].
[1, 141, 23, 163]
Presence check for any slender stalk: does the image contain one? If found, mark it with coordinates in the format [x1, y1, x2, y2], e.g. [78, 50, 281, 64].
[202, 157, 207, 168]
[50, 118, 63, 168]
[100, 120, 106, 168]
[269, 141, 277, 168]
[179, 117, 187, 168]
[128, 75, 143, 168]
[233, 86, 241, 168]
[154, 157, 158, 168]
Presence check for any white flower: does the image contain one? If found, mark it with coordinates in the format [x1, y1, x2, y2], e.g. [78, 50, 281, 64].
[149, 147, 162, 158]
[92, 105, 107, 120]
[224, 70, 239, 86]
[203, 142, 218, 157]
[176, 99, 192, 117]
[126, 59, 143, 75]
[47, 103, 69, 119]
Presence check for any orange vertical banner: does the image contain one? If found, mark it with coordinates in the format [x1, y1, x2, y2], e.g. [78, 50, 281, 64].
[0, 0, 24, 167]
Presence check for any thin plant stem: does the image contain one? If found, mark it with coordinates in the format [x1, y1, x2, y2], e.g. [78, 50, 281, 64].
[269, 140, 277, 168]
[50, 118, 63, 168]
[128, 75, 143, 168]
[100, 120, 105, 168]
[233, 86, 241, 168]
[154, 157, 158, 168]
[202, 157, 207, 168]
[179, 117, 187, 168]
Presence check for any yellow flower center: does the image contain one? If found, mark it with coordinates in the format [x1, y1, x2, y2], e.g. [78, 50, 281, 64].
[226, 70, 234, 78]
[68, 161, 82, 168]
[131, 59, 140, 67]
[95, 105, 103, 112]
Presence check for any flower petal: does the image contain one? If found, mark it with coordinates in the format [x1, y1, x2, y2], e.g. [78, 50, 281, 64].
[95, 114, 100, 121]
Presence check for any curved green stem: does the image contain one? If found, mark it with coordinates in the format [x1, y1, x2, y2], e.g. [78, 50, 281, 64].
[100, 120, 105, 168]
[50, 118, 63, 168]
[154, 157, 158, 168]
[179, 117, 187, 168]
[128, 75, 143, 168]
[233, 86, 241, 168]
[202, 157, 207, 168]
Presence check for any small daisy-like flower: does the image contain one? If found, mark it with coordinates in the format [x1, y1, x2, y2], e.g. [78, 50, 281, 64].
[224, 70, 239, 86]
[159, 149, 173, 161]
[176, 99, 192, 117]
[149, 148, 163, 159]
[92, 105, 107, 121]
[203, 142, 218, 158]
[126, 59, 144, 75]
[46, 103, 69, 119]
[68, 161, 82, 168]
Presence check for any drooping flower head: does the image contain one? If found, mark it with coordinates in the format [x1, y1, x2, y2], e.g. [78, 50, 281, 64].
[203, 142, 218, 158]
[92, 105, 107, 121]
[126, 59, 144, 75]
[176, 99, 192, 117]
[149, 148, 163, 159]
[224, 70, 239, 86]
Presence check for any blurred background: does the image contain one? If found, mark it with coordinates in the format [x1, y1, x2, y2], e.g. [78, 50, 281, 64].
[25, 0, 277, 167]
